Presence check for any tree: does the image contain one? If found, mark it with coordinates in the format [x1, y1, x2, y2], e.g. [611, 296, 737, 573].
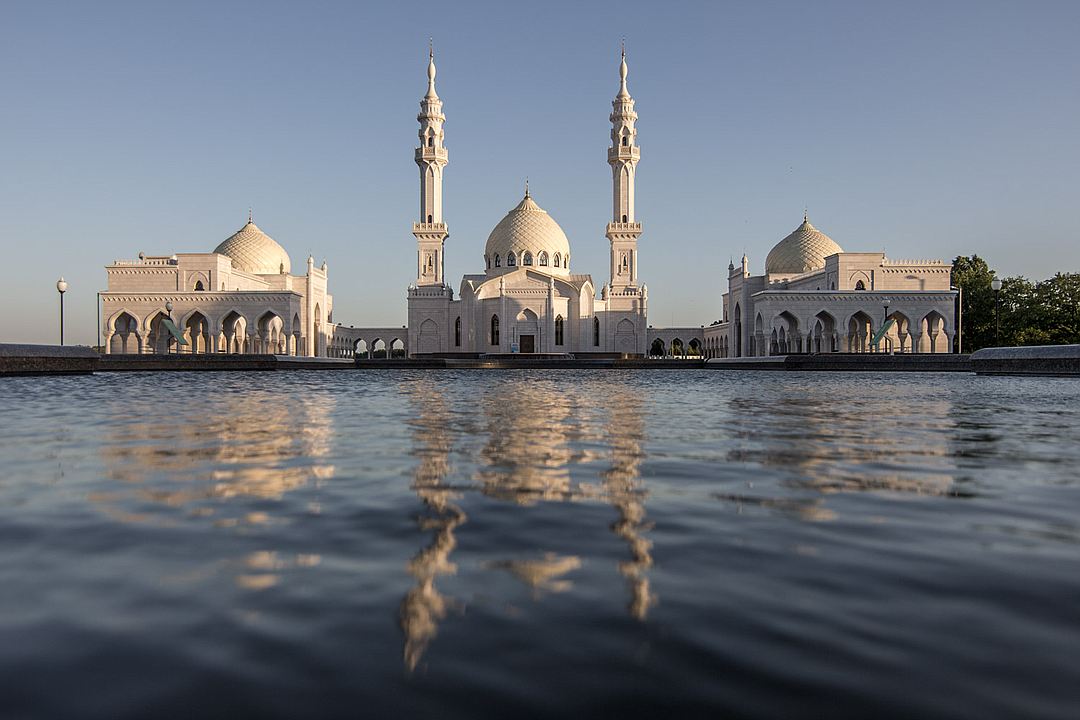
[952, 257, 1080, 350]
[951, 255, 997, 351]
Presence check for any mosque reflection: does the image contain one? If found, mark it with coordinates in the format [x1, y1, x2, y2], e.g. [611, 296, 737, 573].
[400, 376, 655, 671]
[716, 385, 960, 521]
[96, 391, 335, 525]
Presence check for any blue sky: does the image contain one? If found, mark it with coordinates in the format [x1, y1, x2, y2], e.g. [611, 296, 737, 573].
[2, 0, 1078, 344]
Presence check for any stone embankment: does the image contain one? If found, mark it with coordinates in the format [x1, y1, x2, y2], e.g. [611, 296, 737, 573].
[705, 354, 972, 372]
[98, 354, 354, 372]
[5, 345, 1077, 375]
[0, 344, 99, 376]
[971, 345, 1080, 376]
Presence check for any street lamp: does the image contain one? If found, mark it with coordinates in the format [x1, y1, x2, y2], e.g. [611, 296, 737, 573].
[881, 297, 890, 353]
[56, 277, 68, 345]
[952, 284, 963, 354]
[991, 277, 1002, 346]
[165, 301, 174, 354]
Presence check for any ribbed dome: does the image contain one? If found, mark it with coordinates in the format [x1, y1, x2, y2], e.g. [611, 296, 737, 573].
[765, 217, 843, 275]
[484, 192, 571, 276]
[213, 221, 291, 275]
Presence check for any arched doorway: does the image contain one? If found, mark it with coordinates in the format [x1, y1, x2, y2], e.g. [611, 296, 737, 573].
[110, 312, 139, 354]
[183, 311, 210, 354]
[515, 309, 539, 353]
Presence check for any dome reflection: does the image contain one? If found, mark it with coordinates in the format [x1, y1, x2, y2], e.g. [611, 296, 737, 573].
[399, 374, 656, 670]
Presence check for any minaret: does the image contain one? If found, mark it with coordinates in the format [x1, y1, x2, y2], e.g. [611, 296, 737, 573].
[607, 45, 642, 291]
[413, 44, 449, 286]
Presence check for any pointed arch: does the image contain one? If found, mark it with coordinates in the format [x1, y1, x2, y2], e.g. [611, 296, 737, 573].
[555, 315, 564, 346]
[593, 316, 600, 347]
[813, 310, 838, 353]
[490, 314, 500, 346]
[182, 310, 211, 354]
[538, 251, 549, 267]
[454, 316, 461, 347]
[108, 310, 140, 354]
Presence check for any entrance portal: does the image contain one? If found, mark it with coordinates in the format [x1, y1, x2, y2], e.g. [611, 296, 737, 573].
[520, 335, 535, 353]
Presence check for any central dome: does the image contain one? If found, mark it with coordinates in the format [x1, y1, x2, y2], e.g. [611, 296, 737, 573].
[765, 216, 843, 275]
[214, 220, 292, 275]
[484, 192, 571, 276]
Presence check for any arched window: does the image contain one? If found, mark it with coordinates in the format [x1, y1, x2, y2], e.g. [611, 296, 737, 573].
[593, 317, 600, 347]
[486, 255, 491, 269]
[455, 317, 461, 347]
[507, 252, 516, 267]
[565, 255, 569, 271]
[494, 254, 501, 267]
[428, 136, 434, 147]
[555, 315, 564, 345]
[622, 214, 627, 223]
[523, 251, 533, 266]
[553, 253, 561, 268]
[427, 214, 433, 223]
[490, 315, 500, 346]
[622, 136, 628, 146]
[538, 251, 548, 267]
[193, 280, 205, 291]
[855, 280, 866, 291]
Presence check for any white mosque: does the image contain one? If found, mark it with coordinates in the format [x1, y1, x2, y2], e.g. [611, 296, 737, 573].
[400, 47, 648, 356]
[100, 48, 956, 359]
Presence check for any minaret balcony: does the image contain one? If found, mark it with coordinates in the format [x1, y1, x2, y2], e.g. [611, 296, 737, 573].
[607, 146, 641, 162]
[412, 222, 449, 235]
[606, 221, 643, 236]
[415, 147, 449, 163]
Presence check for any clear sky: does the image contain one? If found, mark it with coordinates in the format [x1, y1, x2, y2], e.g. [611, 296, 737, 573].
[2, 0, 1078, 345]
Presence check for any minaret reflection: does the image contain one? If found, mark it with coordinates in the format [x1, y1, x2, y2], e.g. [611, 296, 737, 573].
[600, 386, 656, 620]
[399, 380, 465, 672]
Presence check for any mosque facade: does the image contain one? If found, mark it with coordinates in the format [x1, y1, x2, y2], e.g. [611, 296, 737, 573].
[400, 48, 648, 356]
[99, 49, 957, 360]
[699, 217, 957, 359]
[100, 216, 333, 356]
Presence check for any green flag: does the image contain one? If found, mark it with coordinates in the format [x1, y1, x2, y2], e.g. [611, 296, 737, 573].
[161, 317, 188, 345]
[870, 318, 895, 348]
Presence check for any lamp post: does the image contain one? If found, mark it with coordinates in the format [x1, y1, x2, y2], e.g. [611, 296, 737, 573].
[881, 297, 890, 353]
[991, 277, 1002, 346]
[56, 277, 68, 345]
[952, 285, 963, 354]
[165, 301, 174, 354]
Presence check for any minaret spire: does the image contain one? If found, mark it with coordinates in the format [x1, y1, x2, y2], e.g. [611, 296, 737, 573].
[425, 39, 438, 100]
[606, 43, 642, 289]
[412, 43, 449, 286]
[617, 41, 630, 99]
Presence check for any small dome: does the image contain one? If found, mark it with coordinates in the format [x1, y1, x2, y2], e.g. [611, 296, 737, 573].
[214, 220, 292, 275]
[484, 192, 571, 275]
[765, 216, 843, 275]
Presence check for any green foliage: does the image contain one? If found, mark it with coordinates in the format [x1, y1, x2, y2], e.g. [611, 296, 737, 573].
[952, 255, 1080, 350]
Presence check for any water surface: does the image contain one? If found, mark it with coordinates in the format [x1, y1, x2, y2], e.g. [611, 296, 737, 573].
[2, 370, 1079, 718]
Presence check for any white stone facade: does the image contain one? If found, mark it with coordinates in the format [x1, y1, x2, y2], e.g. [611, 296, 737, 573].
[703, 218, 957, 358]
[403, 49, 649, 357]
[101, 221, 333, 356]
